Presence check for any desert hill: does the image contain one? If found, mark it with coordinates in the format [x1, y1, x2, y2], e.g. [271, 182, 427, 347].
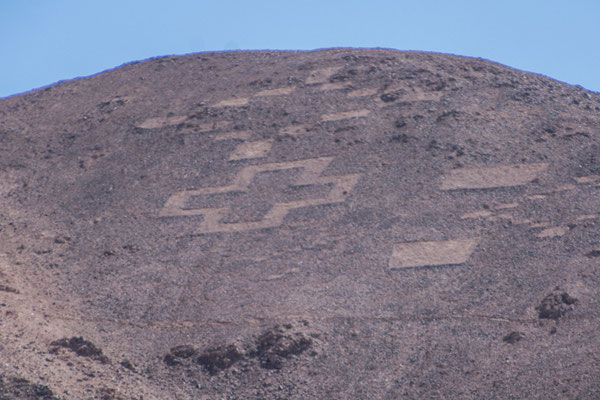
[0, 48, 599, 399]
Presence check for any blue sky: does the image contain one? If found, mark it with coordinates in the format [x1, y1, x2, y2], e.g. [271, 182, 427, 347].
[2, 0, 599, 98]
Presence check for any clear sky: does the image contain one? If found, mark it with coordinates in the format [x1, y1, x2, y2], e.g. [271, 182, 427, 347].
[2, 0, 599, 98]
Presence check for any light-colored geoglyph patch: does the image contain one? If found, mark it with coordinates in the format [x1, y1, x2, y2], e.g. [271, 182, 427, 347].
[575, 174, 600, 184]
[347, 87, 378, 98]
[316, 82, 352, 91]
[305, 66, 342, 84]
[530, 221, 550, 228]
[576, 214, 599, 221]
[440, 163, 548, 190]
[322, 109, 370, 122]
[412, 88, 444, 101]
[537, 226, 569, 238]
[200, 120, 230, 131]
[255, 87, 295, 97]
[462, 208, 527, 224]
[229, 140, 273, 160]
[159, 156, 361, 233]
[461, 210, 493, 219]
[214, 97, 250, 107]
[496, 202, 519, 210]
[375, 87, 443, 108]
[137, 115, 187, 129]
[458, 183, 595, 227]
[552, 184, 576, 192]
[512, 218, 534, 225]
[488, 213, 514, 221]
[137, 116, 231, 133]
[214, 130, 252, 141]
[389, 238, 480, 269]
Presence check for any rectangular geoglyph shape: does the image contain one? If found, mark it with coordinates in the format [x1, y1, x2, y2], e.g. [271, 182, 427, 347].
[389, 238, 480, 269]
[440, 163, 548, 190]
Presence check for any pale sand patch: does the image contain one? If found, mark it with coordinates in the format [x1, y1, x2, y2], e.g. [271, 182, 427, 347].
[375, 87, 442, 107]
[413, 88, 443, 101]
[488, 213, 514, 221]
[214, 97, 249, 107]
[136, 115, 187, 129]
[460, 210, 493, 219]
[229, 140, 273, 160]
[496, 202, 519, 210]
[305, 66, 342, 84]
[552, 184, 576, 192]
[265, 268, 300, 281]
[537, 226, 569, 238]
[321, 109, 370, 122]
[575, 175, 600, 184]
[316, 82, 352, 91]
[512, 218, 534, 225]
[576, 214, 598, 221]
[389, 238, 479, 269]
[214, 130, 252, 141]
[255, 87, 295, 97]
[347, 87, 378, 98]
[530, 221, 550, 228]
[440, 163, 548, 190]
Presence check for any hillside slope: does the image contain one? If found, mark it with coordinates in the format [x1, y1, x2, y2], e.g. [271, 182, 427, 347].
[1, 48, 599, 399]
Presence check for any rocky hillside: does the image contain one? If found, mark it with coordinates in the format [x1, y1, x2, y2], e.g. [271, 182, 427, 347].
[1, 48, 599, 399]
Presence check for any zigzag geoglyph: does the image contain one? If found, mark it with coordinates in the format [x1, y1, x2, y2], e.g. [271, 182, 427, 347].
[159, 156, 360, 233]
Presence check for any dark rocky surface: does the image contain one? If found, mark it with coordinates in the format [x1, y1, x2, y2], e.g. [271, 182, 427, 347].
[0, 48, 599, 398]
[0, 376, 56, 400]
[49, 336, 109, 364]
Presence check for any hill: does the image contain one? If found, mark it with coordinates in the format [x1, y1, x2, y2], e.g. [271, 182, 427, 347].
[1, 48, 599, 399]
